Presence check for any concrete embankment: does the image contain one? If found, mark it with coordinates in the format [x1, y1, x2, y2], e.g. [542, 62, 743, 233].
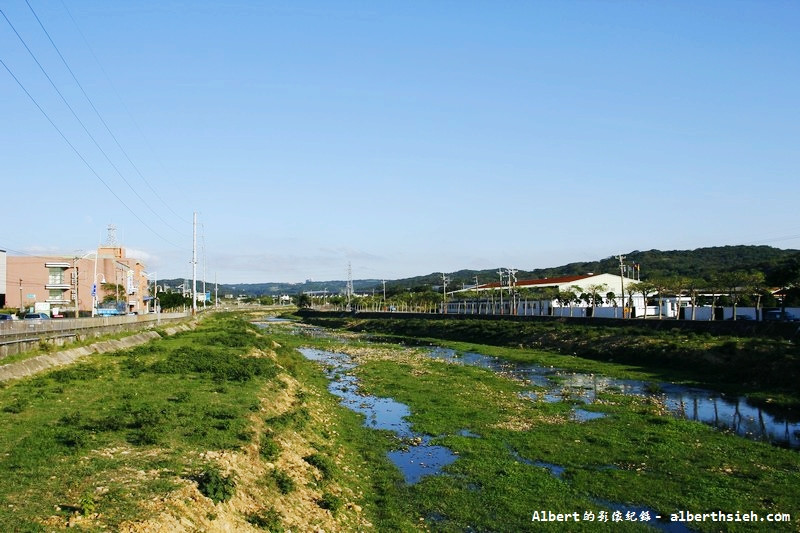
[0, 323, 196, 383]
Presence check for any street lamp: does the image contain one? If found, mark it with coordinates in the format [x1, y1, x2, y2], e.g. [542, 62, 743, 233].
[75, 251, 98, 318]
[93, 274, 106, 317]
[144, 272, 159, 318]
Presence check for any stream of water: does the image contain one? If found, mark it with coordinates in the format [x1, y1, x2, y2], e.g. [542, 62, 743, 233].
[261, 322, 790, 531]
[298, 347, 458, 484]
[424, 346, 800, 449]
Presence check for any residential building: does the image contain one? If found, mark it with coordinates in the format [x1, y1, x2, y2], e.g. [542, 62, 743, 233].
[5, 244, 149, 316]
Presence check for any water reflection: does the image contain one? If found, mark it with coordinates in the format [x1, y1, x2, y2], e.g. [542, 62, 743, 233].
[299, 347, 458, 483]
[425, 347, 800, 449]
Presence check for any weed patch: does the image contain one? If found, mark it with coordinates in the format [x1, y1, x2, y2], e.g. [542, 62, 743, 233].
[271, 468, 295, 494]
[246, 507, 283, 530]
[303, 452, 336, 480]
[259, 436, 280, 461]
[318, 492, 343, 513]
[192, 466, 237, 504]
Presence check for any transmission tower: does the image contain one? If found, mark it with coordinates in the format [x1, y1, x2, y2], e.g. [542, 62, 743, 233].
[346, 262, 354, 310]
[105, 224, 118, 246]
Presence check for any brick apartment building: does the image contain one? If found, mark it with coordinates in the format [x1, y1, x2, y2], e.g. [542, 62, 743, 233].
[2, 244, 149, 316]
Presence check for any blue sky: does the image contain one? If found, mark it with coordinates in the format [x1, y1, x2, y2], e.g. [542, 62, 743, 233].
[1, 1, 798, 283]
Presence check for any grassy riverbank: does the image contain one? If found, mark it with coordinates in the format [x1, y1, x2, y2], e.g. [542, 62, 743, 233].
[275, 320, 800, 532]
[297, 314, 800, 411]
[0, 314, 402, 531]
[1, 313, 798, 531]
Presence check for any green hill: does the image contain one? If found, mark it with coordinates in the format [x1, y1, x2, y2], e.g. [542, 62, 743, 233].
[382, 245, 800, 291]
[162, 245, 799, 296]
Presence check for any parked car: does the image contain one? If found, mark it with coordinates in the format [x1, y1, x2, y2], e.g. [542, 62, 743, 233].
[764, 310, 800, 322]
[0, 313, 16, 321]
[23, 312, 50, 320]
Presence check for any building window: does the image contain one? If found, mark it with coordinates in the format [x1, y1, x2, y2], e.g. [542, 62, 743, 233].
[48, 268, 65, 285]
[49, 289, 65, 300]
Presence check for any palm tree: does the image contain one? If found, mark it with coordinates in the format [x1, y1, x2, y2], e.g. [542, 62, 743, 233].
[717, 271, 749, 320]
[684, 277, 704, 321]
[666, 276, 688, 320]
[745, 271, 767, 321]
[707, 275, 724, 321]
[629, 281, 655, 319]
[585, 283, 609, 318]
[650, 277, 671, 320]
[557, 287, 578, 317]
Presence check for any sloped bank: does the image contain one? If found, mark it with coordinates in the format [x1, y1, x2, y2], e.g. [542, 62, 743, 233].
[0, 323, 196, 383]
[295, 311, 800, 411]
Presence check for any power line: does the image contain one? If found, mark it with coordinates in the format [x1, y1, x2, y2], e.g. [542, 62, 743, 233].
[0, 56, 180, 248]
[0, 7, 184, 236]
[25, 0, 189, 232]
[58, 0, 191, 225]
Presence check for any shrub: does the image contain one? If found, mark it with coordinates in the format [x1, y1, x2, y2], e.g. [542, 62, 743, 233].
[194, 467, 237, 503]
[272, 469, 295, 494]
[55, 428, 88, 449]
[79, 493, 96, 516]
[303, 453, 335, 480]
[259, 436, 280, 461]
[3, 398, 29, 414]
[246, 508, 283, 530]
[318, 492, 343, 513]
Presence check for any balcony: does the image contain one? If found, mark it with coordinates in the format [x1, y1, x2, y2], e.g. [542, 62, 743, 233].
[45, 283, 71, 290]
[44, 262, 70, 268]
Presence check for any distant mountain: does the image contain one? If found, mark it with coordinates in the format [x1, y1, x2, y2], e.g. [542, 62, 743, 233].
[158, 278, 380, 297]
[163, 246, 799, 296]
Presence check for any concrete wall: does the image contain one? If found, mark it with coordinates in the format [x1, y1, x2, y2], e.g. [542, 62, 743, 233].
[0, 312, 188, 359]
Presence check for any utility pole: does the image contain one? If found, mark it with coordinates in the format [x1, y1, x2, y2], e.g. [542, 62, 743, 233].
[618, 255, 626, 318]
[474, 276, 480, 315]
[19, 278, 23, 314]
[154, 272, 160, 324]
[507, 267, 518, 315]
[72, 257, 79, 318]
[346, 262, 353, 310]
[215, 272, 218, 309]
[192, 212, 197, 315]
[441, 273, 450, 313]
[497, 269, 504, 314]
[381, 280, 386, 307]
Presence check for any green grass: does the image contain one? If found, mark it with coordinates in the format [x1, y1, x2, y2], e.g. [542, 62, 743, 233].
[0, 327, 161, 367]
[263, 319, 800, 532]
[300, 315, 800, 409]
[5, 313, 798, 532]
[0, 314, 278, 529]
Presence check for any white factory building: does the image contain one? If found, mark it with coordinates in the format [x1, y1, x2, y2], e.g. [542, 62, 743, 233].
[447, 272, 646, 317]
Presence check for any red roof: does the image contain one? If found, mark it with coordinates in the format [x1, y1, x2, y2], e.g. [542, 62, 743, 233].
[479, 274, 593, 289]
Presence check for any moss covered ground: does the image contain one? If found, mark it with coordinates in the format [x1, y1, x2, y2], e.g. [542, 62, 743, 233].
[0, 312, 797, 531]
